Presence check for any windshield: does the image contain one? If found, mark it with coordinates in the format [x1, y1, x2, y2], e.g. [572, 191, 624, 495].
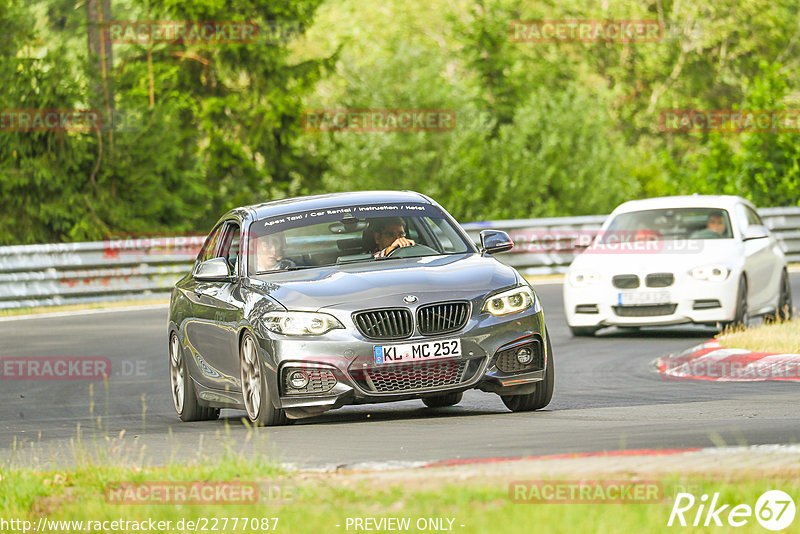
[601, 208, 734, 243]
[246, 202, 473, 274]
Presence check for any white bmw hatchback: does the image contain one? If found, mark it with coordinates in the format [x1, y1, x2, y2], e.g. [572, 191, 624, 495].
[563, 195, 791, 336]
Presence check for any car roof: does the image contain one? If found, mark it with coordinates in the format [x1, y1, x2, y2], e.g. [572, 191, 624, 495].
[240, 191, 433, 220]
[609, 195, 755, 215]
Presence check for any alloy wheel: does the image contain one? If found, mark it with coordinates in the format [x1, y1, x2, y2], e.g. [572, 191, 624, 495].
[240, 334, 262, 421]
[169, 333, 184, 414]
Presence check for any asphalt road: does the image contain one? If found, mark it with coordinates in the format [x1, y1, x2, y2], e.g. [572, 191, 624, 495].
[1, 275, 798, 468]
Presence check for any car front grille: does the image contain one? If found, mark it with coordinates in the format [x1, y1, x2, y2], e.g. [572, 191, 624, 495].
[612, 274, 640, 289]
[354, 308, 413, 340]
[282, 368, 337, 395]
[417, 302, 470, 336]
[350, 358, 482, 393]
[612, 304, 677, 317]
[645, 272, 675, 288]
[493, 339, 544, 373]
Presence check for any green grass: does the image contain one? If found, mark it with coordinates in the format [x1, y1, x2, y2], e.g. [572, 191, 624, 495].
[2, 456, 798, 533]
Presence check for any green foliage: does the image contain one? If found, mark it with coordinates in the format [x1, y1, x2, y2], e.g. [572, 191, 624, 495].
[1, 0, 799, 245]
[308, 0, 800, 224]
[0, 0, 330, 245]
[681, 62, 800, 206]
[0, 0, 95, 244]
[310, 2, 636, 222]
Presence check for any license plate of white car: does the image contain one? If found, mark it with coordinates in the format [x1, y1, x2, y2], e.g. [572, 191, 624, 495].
[373, 339, 461, 365]
[618, 291, 671, 305]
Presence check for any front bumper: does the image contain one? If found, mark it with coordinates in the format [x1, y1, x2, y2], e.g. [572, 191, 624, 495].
[258, 307, 548, 418]
[563, 271, 739, 328]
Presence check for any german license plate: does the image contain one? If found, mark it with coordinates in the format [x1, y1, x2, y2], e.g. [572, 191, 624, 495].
[618, 291, 671, 305]
[373, 339, 461, 365]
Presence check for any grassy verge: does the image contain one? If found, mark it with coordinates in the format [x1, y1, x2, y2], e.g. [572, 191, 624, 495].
[2, 455, 799, 533]
[0, 298, 170, 318]
[719, 318, 800, 354]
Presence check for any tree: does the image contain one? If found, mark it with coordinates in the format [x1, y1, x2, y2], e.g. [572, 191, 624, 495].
[0, 0, 332, 244]
[685, 62, 800, 206]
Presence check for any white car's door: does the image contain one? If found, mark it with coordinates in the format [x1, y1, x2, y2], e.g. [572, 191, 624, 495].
[736, 204, 780, 311]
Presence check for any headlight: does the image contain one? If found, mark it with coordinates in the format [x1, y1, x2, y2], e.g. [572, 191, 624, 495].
[691, 265, 730, 282]
[482, 286, 538, 316]
[568, 270, 600, 288]
[262, 311, 344, 336]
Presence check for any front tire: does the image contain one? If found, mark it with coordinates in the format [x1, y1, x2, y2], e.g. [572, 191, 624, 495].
[169, 332, 219, 422]
[766, 269, 792, 323]
[726, 276, 749, 330]
[500, 331, 555, 412]
[240, 331, 288, 426]
[422, 392, 463, 408]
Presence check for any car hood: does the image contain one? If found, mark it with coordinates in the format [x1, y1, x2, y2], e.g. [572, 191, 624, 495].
[569, 239, 744, 273]
[250, 253, 519, 311]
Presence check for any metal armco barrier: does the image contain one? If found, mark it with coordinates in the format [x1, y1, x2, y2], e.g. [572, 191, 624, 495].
[1, 208, 798, 309]
[0, 236, 204, 309]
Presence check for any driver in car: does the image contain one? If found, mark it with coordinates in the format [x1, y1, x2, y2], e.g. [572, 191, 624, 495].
[691, 211, 728, 239]
[371, 217, 416, 258]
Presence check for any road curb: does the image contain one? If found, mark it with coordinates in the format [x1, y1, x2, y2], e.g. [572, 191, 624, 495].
[654, 339, 800, 381]
[302, 444, 800, 480]
[423, 447, 703, 468]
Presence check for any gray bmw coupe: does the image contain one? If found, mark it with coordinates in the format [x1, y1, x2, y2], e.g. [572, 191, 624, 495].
[168, 191, 554, 425]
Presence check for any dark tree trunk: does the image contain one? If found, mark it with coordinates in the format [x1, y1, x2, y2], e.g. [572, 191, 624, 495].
[86, 0, 114, 135]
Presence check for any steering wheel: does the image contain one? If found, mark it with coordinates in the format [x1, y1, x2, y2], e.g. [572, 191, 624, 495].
[386, 244, 439, 258]
[276, 258, 297, 269]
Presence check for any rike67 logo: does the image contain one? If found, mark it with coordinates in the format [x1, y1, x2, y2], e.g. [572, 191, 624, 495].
[668, 490, 795, 530]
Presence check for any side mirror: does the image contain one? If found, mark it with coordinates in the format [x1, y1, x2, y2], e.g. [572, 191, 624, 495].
[480, 230, 514, 254]
[194, 258, 232, 281]
[742, 225, 769, 241]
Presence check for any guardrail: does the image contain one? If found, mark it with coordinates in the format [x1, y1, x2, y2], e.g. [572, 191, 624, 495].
[1, 207, 798, 309]
[0, 237, 204, 309]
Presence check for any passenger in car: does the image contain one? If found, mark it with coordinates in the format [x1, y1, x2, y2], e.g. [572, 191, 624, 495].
[254, 234, 296, 271]
[368, 217, 416, 258]
[691, 211, 728, 239]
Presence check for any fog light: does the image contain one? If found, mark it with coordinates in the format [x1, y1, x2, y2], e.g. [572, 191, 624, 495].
[288, 370, 309, 389]
[516, 347, 533, 365]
